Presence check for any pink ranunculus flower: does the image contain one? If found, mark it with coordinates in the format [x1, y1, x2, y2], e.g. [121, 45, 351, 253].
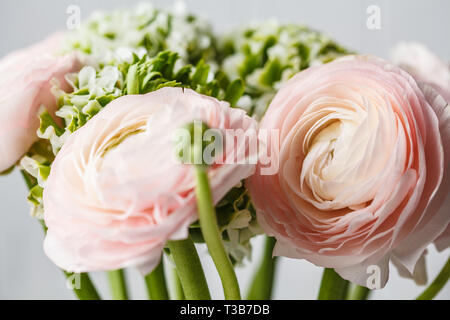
[43, 87, 257, 274]
[391, 42, 450, 103]
[391, 42, 450, 262]
[0, 33, 81, 172]
[247, 55, 450, 288]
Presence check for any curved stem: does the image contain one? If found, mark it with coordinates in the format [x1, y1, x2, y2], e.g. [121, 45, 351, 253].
[195, 165, 241, 300]
[108, 269, 128, 300]
[167, 237, 211, 300]
[169, 263, 185, 300]
[145, 259, 169, 300]
[347, 283, 371, 300]
[417, 257, 450, 300]
[247, 236, 278, 300]
[318, 268, 349, 300]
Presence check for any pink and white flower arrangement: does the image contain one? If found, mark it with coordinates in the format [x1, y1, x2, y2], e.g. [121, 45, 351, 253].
[0, 2, 448, 302]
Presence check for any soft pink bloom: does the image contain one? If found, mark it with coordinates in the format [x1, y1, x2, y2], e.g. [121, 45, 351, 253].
[391, 42, 450, 261]
[247, 55, 450, 288]
[43, 87, 257, 274]
[0, 33, 81, 172]
[391, 42, 450, 102]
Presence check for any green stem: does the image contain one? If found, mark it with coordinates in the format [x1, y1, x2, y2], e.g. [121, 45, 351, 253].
[417, 257, 450, 300]
[318, 268, 350, 300]
[21, 169, 102, 300]
[347, 283, 371, 300]
[247, 236, 278, 300]
[64, 271, 101, 300]
[195, 165, 241, 300]
[20, 169, 35, 189]
[145, 260, 169, 300]
[108, 269, 128, 300]
[167, 237, 211, 300]
[169, 263, 185, 300]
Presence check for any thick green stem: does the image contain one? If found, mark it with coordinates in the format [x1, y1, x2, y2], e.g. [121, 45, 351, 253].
[417, 257, 450, 300]
[108, 269, 129, 300]
[195, 165, 241, 300]
[64, 271, 101, 300]
[21, 170, 102, 300]
[167, 237, 211, 300]
[347, 283, 371, 300]
[169, 263, 185, 300]
[145, 260, 169, 300]
[247, 236, 278, 300]
[318, 268, 350, 300]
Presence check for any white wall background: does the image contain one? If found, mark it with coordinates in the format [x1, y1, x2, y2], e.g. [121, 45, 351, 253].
[0, 0, 449, 299]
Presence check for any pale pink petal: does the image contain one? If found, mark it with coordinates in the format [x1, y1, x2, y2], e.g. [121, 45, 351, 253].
[44, 87, 258, 273]
[391, 251, 428, 285]
[0, 33, 81, 171]
[248, 55, 449, 288]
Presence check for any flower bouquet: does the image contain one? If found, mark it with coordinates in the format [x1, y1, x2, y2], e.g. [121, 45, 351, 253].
[0, 2, 448, 301]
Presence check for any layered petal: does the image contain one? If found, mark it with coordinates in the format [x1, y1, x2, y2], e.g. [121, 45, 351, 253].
[247, 55, 450, 288]
[43, 87, 257, 274]
[0, 33, 81, 171]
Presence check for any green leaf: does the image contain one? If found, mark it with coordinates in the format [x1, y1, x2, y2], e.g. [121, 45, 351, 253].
[239, 53, 261, 78]
[39, 110, 64, 136]
[82, 100, 102, 119]
[296, 42, 311, 69]
[225, 79, 245, 106]
[160, 51, 179, 79]
[259, 58, 283, 86]
[260, 35, 277, 64]
[155, 80, 179, 90]
[97, 94, 117, 107]
[27, 185, 43, 206]
[175, 65, 192, 84]
[126, 64, 140, 94]
[142, 71, 162, 89]
[214, 70, 230, 90]
[192, 59, 210, 85]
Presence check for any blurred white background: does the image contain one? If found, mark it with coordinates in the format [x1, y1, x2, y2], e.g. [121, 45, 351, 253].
[0, 0, 449, 299]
